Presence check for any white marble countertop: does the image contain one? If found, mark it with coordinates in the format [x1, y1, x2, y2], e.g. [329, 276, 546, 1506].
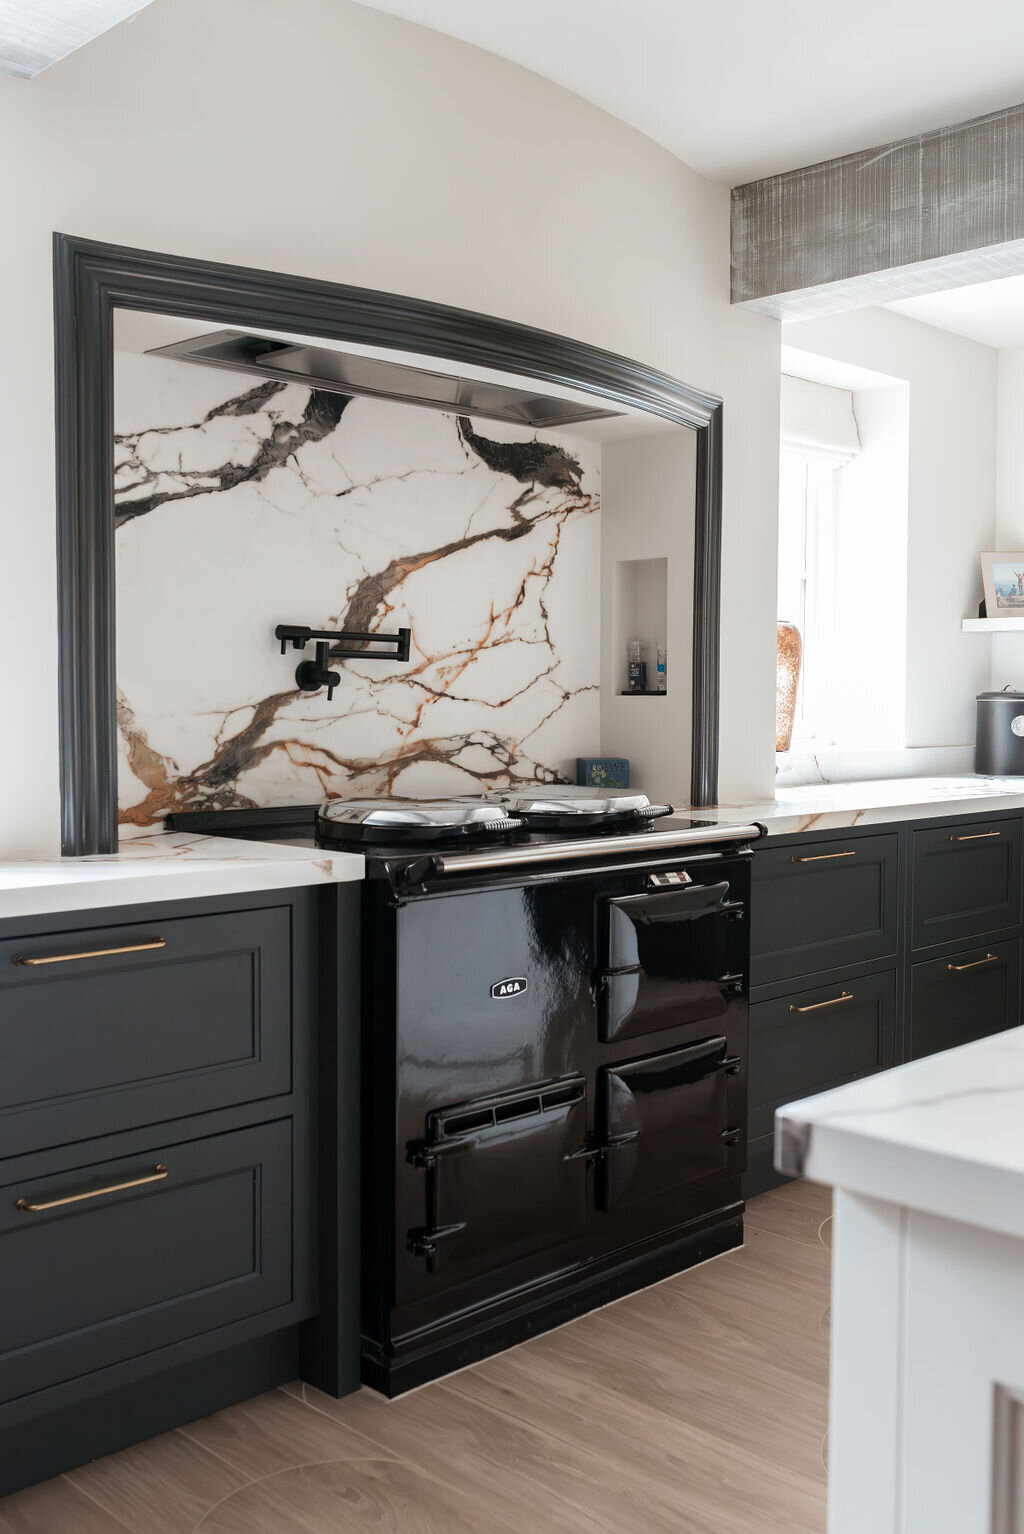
[776, 1026, 1024, 1241]
[684, 774, 1024, 835]
[0, 833, 365, 921]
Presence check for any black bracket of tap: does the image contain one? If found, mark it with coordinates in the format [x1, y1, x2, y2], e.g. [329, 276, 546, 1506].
[275, 624, 412, 702]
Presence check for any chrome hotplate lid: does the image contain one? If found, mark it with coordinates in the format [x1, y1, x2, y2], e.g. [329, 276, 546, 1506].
[316, 797, 524, 845]
[495, 790, 673, 829]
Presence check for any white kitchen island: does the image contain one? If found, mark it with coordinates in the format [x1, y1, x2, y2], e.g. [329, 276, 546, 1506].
[777, 1028, 1024, 1534]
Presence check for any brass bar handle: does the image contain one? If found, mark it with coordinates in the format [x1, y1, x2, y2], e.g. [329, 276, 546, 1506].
[790, 851, 855, 863]
[789, 992, 854, 1013]
[949, 831, 1000, 842]
[16, 1164, 169, 1213]
[12, 938, 166, 967]
[947, 954, 998, 973]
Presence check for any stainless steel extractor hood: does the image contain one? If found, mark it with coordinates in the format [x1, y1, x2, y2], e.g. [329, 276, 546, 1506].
[145, 330, 623, 430]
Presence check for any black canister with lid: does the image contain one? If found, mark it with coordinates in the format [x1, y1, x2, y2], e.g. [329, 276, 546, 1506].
[976, 689, 1024, 775]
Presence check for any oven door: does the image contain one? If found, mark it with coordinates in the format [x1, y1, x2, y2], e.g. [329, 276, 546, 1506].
[597, 1036, 742, 1212]
[597, 876, 745, 1043]
[406, 1075, 589, 1278]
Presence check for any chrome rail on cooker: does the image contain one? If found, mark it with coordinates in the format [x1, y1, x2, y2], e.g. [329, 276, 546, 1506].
[425, 822, 765, 875]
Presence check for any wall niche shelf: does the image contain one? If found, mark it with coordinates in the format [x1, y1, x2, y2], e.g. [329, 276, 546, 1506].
[613, 557, 669, 695]
[962, 617, 1024, 633]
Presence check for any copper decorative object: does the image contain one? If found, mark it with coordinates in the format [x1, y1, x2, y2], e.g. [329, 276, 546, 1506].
[776, 621, 802, 752]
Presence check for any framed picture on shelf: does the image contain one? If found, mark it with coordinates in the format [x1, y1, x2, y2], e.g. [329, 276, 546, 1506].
[980, 552, 1024, 617]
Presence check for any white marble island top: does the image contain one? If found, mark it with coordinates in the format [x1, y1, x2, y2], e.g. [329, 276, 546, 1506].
[0, 833, 365, 922]
[683, 774, 1024, 835]
[777, 1026, 1024, 1242]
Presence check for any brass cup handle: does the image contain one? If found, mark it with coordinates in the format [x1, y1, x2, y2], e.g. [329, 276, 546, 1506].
[16, 1164, 169, 1213]
[789, 992, 854, 1013]
[947, 954, 999, 973]
[12, 939, 166, 967]
[949, 831, 1000, 842]
[790, 851, 855, 863]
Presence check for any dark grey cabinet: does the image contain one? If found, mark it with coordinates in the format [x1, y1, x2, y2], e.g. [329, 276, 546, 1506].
[0, 885, 335, 1498]
[0, 1118, 293, 1405]
[746, 968, 896, 1192]
[911, 817, 1022, 951]
[750, 833, 899, 985]
[0, 906, 293, 1158]
[745, 809, 1024, 1196]
[748, 970, 896, 1143]
[909, 939, 1021, 1060]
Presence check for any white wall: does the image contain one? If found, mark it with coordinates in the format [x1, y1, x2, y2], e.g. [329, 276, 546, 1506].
[600, 431, 695, 801]
[0, 0, 779, 853]
[781, 308, 997, 763]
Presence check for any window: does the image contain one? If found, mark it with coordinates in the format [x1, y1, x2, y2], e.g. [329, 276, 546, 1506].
[777, 370, 909, 758]
[777, 449, 841, 749]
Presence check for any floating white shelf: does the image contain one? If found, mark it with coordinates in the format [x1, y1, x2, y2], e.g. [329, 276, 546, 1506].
[962, 617, 1024, 632]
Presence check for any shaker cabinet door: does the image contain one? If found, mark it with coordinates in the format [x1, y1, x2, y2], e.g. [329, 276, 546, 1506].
[0, 1119, 295, 1407]
[911, 818, 1022, 951]
[750, 835, 898, 985]
[909, 940, 1020, 1060]
[747, 969, 896, 1142]
[0, 907, 292, 1158]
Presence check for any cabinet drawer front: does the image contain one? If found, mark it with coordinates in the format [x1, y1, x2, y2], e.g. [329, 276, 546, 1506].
[0, 907, 291, 1156]
[750, 834, 898, 985]
[0, 1119, 293, 1405]
[748, 971, 896, 1140]
[909, 940, 1021, 1060]
[911, 818, 1022, 950]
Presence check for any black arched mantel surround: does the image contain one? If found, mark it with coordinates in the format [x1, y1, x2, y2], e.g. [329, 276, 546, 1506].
[53, 232, 723, 855]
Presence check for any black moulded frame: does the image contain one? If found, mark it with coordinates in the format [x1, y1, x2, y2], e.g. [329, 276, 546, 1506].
[54, 232, 724, 854]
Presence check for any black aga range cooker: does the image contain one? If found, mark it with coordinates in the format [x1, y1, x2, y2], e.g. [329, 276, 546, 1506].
[315, 792, 763, 1395]
[199, 791, 762, 1395]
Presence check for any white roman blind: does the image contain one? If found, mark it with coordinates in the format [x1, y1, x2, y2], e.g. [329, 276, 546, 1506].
[780, 374, 861, 461]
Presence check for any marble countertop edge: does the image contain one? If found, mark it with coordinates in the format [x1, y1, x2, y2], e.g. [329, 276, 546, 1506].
[0, 832, 365, 921]
[775, 1026, 1024, 1239]
[681, 775, 1024, 835]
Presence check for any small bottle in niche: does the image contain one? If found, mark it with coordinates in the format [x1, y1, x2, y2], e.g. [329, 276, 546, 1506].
[655, 641, 667, 692]
[627, 639, 647, 693]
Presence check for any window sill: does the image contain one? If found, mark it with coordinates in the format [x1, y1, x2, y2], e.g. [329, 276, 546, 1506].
[777, 744, 975, 788]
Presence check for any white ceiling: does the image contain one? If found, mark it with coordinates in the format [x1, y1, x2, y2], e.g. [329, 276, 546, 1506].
[885, 276, 1024, 349]
[0, 0, 151, 77]
[355, 0, 1024, 184]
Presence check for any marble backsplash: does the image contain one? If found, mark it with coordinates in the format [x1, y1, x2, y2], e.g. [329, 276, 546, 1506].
[114, 353, 600, 830]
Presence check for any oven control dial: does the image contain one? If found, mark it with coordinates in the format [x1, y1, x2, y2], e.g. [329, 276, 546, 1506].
[647, 871, 693, 887]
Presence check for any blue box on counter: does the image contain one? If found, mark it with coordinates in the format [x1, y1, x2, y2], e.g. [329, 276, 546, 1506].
[576, 757, 629, 788]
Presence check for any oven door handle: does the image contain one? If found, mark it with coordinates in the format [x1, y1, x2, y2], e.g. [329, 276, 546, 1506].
[406, 1137, 471, 1170]
[406, 1222, 467, 1272]
[609, 882, 734, 924]
[603, 1130, 641, 1151]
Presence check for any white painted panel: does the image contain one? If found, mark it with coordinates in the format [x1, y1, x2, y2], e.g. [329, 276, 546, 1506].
[899, 1209, 1024, 1534]
[828, 1190, 904, 1534]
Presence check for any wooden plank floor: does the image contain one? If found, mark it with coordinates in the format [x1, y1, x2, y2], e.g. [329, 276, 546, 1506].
[0, 1181, 832, 1533]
